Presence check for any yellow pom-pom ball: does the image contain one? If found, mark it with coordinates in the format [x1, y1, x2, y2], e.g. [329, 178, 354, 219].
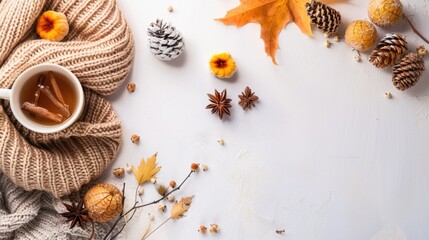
[209, 52, 237, 79]
[36, 11, 69, 41]
[368, 0, 403, 27]
[345, 20, 378, 52]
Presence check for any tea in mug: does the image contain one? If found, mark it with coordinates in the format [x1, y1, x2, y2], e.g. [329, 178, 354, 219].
[20, 71, 77, 125]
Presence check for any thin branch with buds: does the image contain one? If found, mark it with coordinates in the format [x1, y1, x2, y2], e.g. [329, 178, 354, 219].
[102, 170, 194, 240]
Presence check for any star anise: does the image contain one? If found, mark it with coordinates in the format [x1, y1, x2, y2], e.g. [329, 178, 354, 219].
[59, 200, 90, 230]
[206, 89, 232, 119]
[238, 86, 259, 110]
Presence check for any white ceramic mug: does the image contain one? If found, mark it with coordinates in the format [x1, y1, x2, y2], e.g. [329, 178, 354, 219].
[0, 63, 84, 134]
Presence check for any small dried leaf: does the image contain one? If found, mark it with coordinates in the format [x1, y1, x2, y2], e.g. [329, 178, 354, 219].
[171, 196, 194, 220]
[132, 153, 161, 185]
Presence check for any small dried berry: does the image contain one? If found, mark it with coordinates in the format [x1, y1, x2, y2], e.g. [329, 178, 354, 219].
[354, 55, 361, 62]
[127, 83, 136, 92]
[158, 203, 166, 212]
[167, 5, 173, 12]
[169, 180, 177, 188]
[138, 187, 144, 196]
[126, 164, 132, 173]
[384, 91, 392, 99]
[131, 134, 140, 144]
[198, 225, 207, 234]
[201, 164, 208, 171]
[113, 168, 125, 177]
[150, 178, 157, 184]
[148, 213, 154, 221]
[167, 195, 175, 202]
[191, 163, 199, 172]
[217, 139, 225, 145]
[210, 224, 219, 234]
[324, 40, 332, 48]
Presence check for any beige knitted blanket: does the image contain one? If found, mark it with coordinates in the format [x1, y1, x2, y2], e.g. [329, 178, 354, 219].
[0, 0, 134, 238]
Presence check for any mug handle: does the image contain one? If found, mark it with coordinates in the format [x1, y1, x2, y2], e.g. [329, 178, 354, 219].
[0, 89, 11, 100]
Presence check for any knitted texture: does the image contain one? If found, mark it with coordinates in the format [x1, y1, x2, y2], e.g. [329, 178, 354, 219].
[0, 172, 116, 239]
[0, 0, 134, 199]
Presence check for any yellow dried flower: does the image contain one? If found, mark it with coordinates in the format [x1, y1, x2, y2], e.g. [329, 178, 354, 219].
[36, 11, 69, 42]
[345, 20, 377, 52]
[368, 0, 403, 27]
[209, 52, 237, 79]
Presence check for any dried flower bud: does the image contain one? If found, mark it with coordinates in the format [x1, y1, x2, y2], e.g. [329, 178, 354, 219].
[217, 139, 225, 145]
[198, 225, 207, 234]
[169, 180, 176, 188]
[131, 134, 140, 144]
[113, 168, 125, 177]
[148, 213, 154, 221]
[127, 83, 136, 93]
[167, 5, 173, 12]
[158, 203, 166, 212]
[167, 195, 175, 202]
[150, 178, 157, 184]
[210, 224, 219, 234]
[156, 185, 169, 197]
[126, 164, 132, 173]
[201, 164, 208, 171]
[384, 91, 392, 99]
[417, 46, 427, 57]
[324, 40, 332, 48]
[191, 163, 199, 172]
[333, 35, 340, 42]
[138, 187, 144, 196]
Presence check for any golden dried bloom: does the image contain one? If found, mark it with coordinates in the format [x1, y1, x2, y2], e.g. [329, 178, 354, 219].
[345, 20, 377, 52]
[368, 0, 403, 27]
[209, 52, 237, 78]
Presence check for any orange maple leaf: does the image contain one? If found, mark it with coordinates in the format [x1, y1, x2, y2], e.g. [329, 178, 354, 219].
[217, 0, 313, 64]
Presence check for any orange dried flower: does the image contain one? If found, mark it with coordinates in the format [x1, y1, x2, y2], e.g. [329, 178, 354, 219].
[209, 52, 237, 78]
[36, 11, 69, 41]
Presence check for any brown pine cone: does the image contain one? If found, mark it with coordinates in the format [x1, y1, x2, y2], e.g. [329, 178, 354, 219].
[369, 33, 407, 68]
[392, 52, 425, 91]
[306, 0, 342, 36]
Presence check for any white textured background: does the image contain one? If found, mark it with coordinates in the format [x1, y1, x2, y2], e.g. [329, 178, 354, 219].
[105, 0, 429, 239]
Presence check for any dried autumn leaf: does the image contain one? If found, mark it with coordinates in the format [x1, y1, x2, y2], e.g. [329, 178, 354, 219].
[217, 0, 313, 64]
[132, 153, 161, 185]
[171, 196, 194, 220]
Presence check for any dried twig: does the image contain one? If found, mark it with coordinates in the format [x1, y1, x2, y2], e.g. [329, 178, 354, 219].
[39, 85, 70, 118]
[102, 170, 193, 240]
[143, 217, 171, 240]
[21, 102, 63, 123]
[404, 15, 429, 44]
